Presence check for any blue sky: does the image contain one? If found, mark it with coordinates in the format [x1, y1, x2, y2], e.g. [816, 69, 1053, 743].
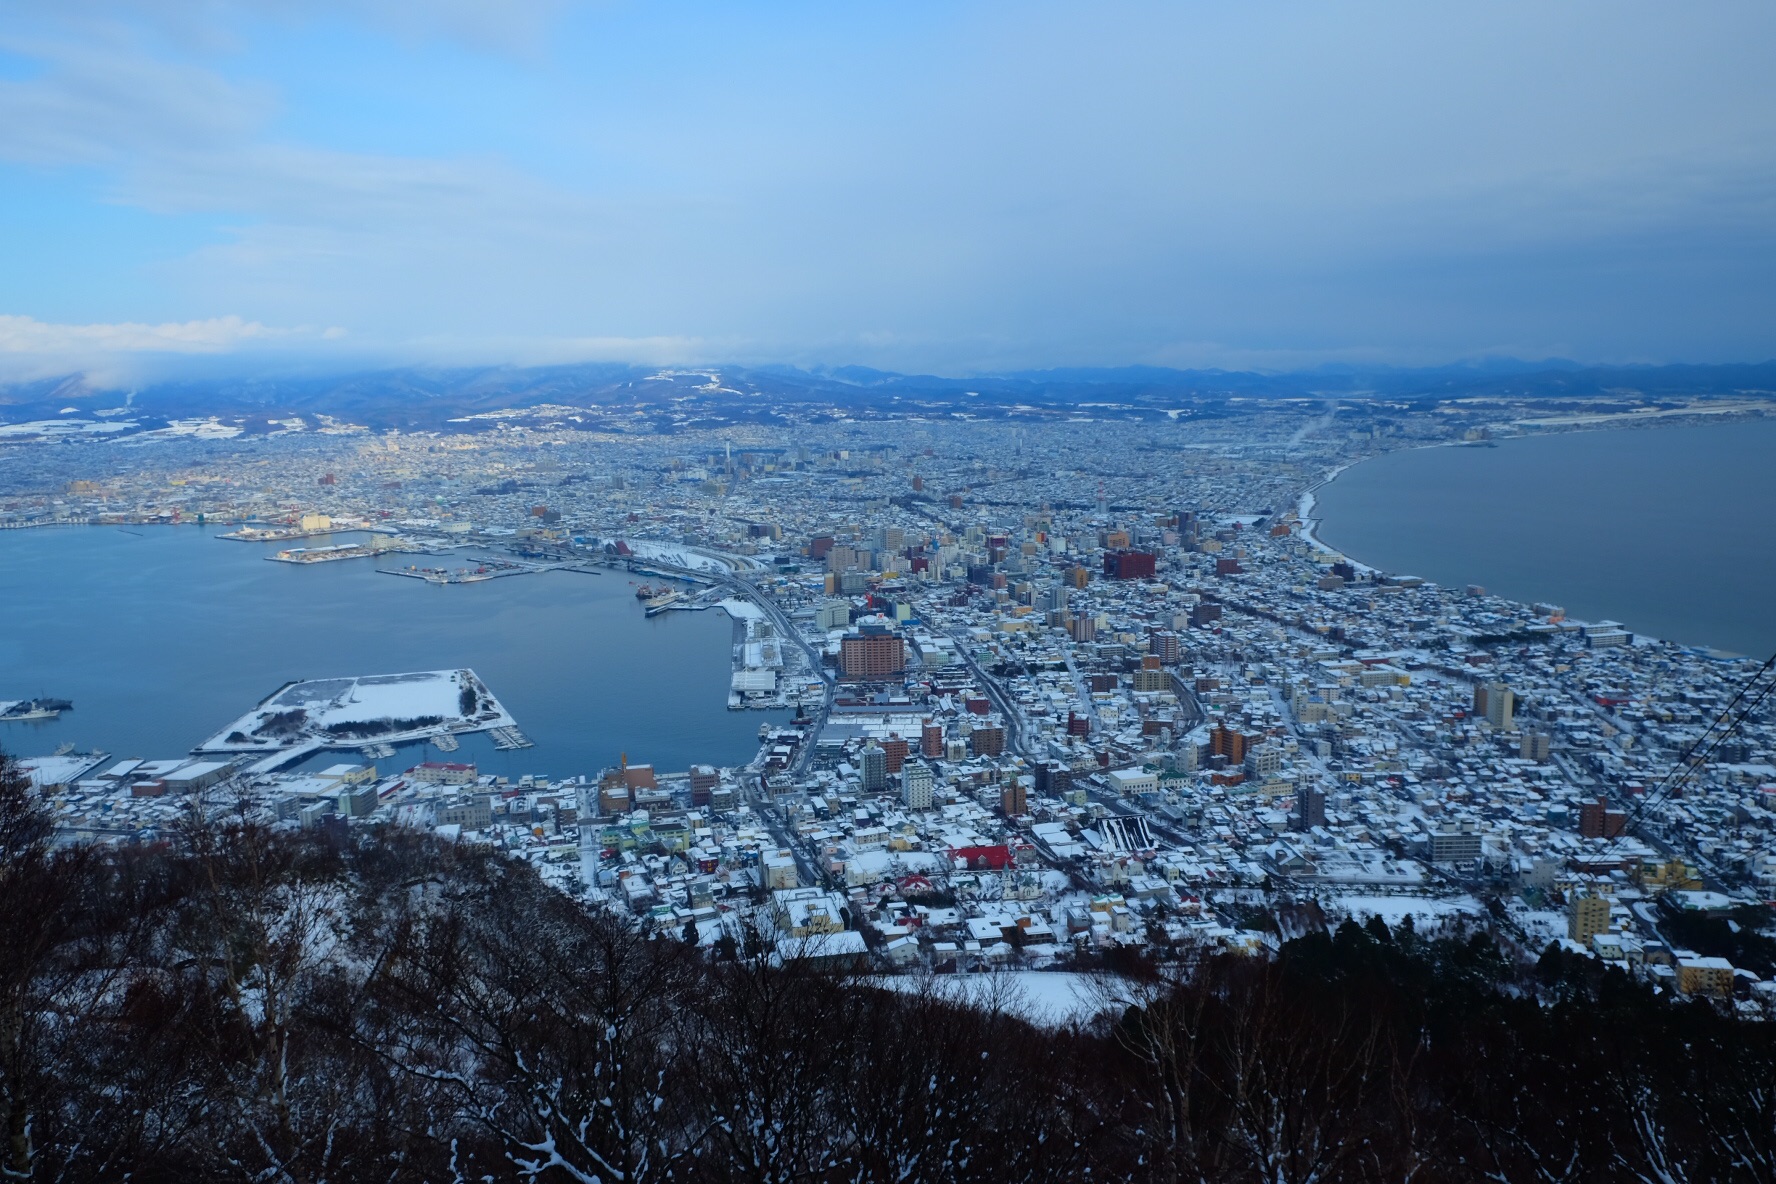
[2, 0, 1775, 382]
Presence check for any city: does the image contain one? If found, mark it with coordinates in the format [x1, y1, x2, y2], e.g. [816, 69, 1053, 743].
[7, 383, 1773, 1011]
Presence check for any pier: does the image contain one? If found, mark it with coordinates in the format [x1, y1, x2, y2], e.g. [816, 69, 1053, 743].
[488, 726, 534, 750]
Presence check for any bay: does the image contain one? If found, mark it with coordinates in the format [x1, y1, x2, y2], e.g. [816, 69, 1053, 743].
[0, 526, 779, 775]
[1312, 419, 1776, 659]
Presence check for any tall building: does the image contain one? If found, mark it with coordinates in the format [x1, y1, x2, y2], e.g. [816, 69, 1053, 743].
[880, 734, 909, 774]
[1475, 682, 1514, 730]
[1148, 629, 1182, 665]
[1035, 761, 1071, 797]
[970, 725, 1006, 757]
[1210, 725, 1252, 767]
[1521, 732, 1552, 762]
[901, 761, 934, 810]
[689, 764, 718, 807]
[840, 622, 906, 680]
[1578, 797, 1627, 839]
[921, 719, 944, 759]
[1001, 778, 1027, 816]
[1569, 893, 1611, 943]
[1293, 784, 1326, 831]
[860, 743, 887, 793]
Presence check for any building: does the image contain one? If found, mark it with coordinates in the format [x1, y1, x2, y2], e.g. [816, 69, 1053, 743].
[902, 761, 935, 810]
[1293, 785, 1326, 831]
[1520, 732, 1552, 762]
[1035, 762, 1071, 797]
[1676, 955, 1736, 998]
[921, 719, 944, 759]
[1475, 682, 1514, 730]
[412, 761, 477, 786]
[689, 764, 719, 807]
[970, 725, 1006, 758]
[1149, 629, 1182, 664]
[1429, 828, 1482, 863]
[1569, 893, 1611, 943]
[1579, 797, 1627, 840]
[762, 849, 800, 890]
[880, 734, 909, 775]
[1106, 767, 1157, 795]
[439, 796, 492, 830]
[1133, 668, 1170, 693]
[1244, 744, 1283, 779]
[1103, 549, 1157, 580]
[1189, 603, 1222, 628]
[860, 743, 888, 793]
[1209, 725, 1253, 767]
[840, 622, 906, 680]
[815, 600, 851, 631]
[1001, 778, 1027, 816]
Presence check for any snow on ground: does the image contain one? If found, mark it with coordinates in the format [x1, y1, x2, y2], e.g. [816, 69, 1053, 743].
[875, 971, 1119, 1028]
[198, 669, 515, 754]
[623, 540, 735, 574]
[1324, 893, 1484, 928]
[718, 597, 766, 621]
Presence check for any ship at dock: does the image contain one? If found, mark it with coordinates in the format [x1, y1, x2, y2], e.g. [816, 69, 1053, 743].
[0, 697, 73, 721]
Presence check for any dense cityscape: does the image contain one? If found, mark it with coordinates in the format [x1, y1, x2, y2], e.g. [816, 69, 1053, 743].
[6, 381, 1774, 1014]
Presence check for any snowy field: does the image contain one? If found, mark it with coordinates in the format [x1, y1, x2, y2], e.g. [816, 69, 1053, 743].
[197, 669, 515, 754]
[875, 971, 1120, 1028]
[1322, 893, 1485, 928]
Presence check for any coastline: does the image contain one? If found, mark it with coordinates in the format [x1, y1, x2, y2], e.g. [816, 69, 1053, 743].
[0, 525, 772, 774]
[1293, 423, 1776, 659]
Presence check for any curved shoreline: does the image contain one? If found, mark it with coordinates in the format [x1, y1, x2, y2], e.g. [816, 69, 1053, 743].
[1293, 424, 1776, 658]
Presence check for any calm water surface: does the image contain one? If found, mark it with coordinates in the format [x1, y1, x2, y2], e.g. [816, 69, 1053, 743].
[1313, 419, 1776, 659]
[0, 527, 779, 773]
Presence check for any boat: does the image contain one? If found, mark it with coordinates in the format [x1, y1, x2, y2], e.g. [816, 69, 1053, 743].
[0, 698, 73, 721]
[635, 584, 656, 599]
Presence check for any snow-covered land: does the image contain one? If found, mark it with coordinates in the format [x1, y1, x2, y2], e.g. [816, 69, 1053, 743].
[196, 669, 515, 755]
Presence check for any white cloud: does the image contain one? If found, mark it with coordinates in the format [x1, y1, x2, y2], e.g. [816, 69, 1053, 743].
[0, 314, 348, 385]
[0, 313, 306, 354]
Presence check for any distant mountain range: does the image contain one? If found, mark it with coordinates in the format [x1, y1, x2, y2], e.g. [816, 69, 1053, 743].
[4, 359, 1774, 431]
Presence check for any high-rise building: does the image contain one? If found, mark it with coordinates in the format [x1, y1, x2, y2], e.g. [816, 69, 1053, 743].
[1569, 893, 1611, 943]
[1034, 761, 1072, 797]
[689, 764, 718, 807]
[815, 600, 851, 631]
[1520, 732, 1552, 762]
[1001, 778, 1027, 816]
[970, 725, 1006, 757]
[1475, 682, 1514, 730]
[901, 761, 934, 810]
[1067, 615, 1097, 642]
[860, 743, 887, 793]
[1210, 724, 1252, 767]
[921, 719, 944, 759]
[880, 734, 909, 774]
[1578, 797, 1626, 839]
[1148, 629, 1182, 665]
[840, 622, 906, 680]
[1293, 784, 1326, 831]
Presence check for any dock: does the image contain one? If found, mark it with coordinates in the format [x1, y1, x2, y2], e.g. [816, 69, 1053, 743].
[431, 732, 460, 752]
[488, 726, 534, 750]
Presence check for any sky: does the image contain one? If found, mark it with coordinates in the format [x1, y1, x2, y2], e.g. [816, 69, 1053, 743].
[3, 0, 1776, 383]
